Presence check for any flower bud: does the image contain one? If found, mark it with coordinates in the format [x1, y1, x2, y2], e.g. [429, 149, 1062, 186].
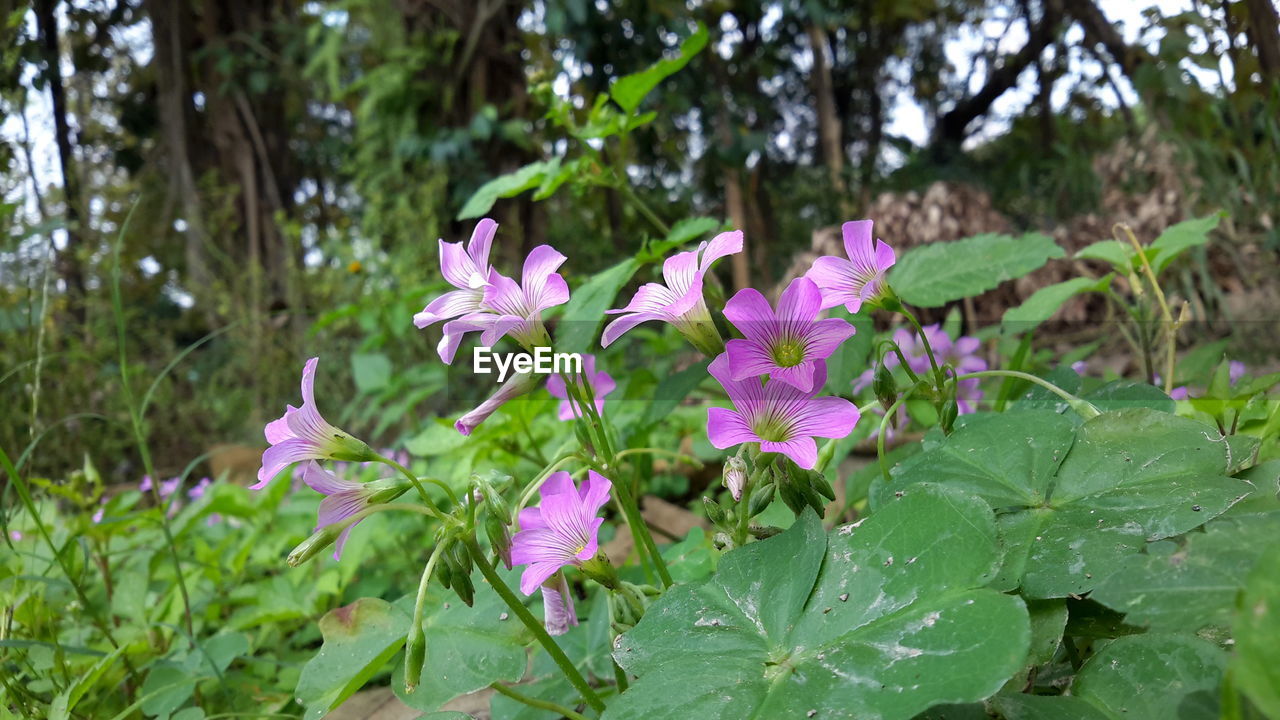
[403, 623, 426, 693]
[485, 515, 513, 570]
[452, 568, 475, 607]
[723, 456, 748, 502]
[808, 471, 836, 502]
[447, 542, 473, 583]
[940, 398, 959, 434]
[287, 525, 342, 567]
[702, 496, 728, 526]
[873, 360, 898, 409]
[747, 483, 775, 517]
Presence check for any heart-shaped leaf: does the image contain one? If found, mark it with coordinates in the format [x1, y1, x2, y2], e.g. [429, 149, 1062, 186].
[890, 232, 1064, 308]
[874, 409, 1257, 597]
[295, 598, 410, 720]
[606, 486, 1030, 719]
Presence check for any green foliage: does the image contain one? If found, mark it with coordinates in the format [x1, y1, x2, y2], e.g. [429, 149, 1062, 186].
[890, 232, 1064, 307]
[609, 489, 1030, 719]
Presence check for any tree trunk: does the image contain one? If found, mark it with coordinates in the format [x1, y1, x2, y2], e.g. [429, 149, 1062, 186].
[33, 0, 86, 319]
[1243, 0, 1280, 82]
[807, 25, 848, 210]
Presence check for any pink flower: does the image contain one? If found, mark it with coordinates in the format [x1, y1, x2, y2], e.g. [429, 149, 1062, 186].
[706, 353, 860, 469]
[805, 219, 896, 313]
[187, 477, 212, 500]
[300, 461, 407, 560]
[545, 355, 616, 421]
[456, 371, 543, 436]
[511, 471, 612, 596]
[9, 530, 23, 541]
[413, 219, 497, 328]
[723, 277, 855, 392]
[723, 456, 747, 501]
[602, 231, 743, 354]
[435, 245, 570, 364]
[255, 358, 373, 490]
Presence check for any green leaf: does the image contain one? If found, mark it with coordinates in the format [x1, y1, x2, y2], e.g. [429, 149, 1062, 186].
[140, 664, 197, 718]
[889, 232, 1063, 307]
[637, 360, 709, 430]
[1002, 276, 1112, 333]
[637, 217, 721, 262]
[1089, 513, 1280, 630]
[295, 598, 411, 720]
[557, 258, 639, 353]
[458, 161, 552, 220]
[351, 352, 393, 393]
[1149, 213, 1220, 274]
[875, 409, 1256, 598]
[823, 308, 874, 396]
[607, 487, 1030, 719]
[1072, 634, 1226, 718]
[406, 420, 469, 457]
[394, 569, 529, 712]
[49, 645, 128, 720]
[609, 25, 708, 114]
[1075, 240, 1132, 269]
[1231, 542, 1280, 717]
[991, 693, 1111, 720]
[1083, 380, 1175, 414]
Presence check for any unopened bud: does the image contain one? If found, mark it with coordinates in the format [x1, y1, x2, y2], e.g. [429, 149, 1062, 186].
[873, 360, 898, 409]
[702, 496, 728, 526]
[723, 456, 748, 502]
[452, 569, 475, 607]
[747, 483, 775, 517]
[579, 551, 620, 590]
[485, 516, 513, 570]
[808, 471, 836, 502]
[940, 398, 959, 434]
[403, 624, 426, 693]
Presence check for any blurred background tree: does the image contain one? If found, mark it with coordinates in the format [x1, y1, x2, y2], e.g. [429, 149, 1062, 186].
[2, 0, 1277, 479]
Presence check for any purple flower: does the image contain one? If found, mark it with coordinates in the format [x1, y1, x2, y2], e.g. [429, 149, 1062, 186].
[706, 354, 860, 469]
[1229, 361, 1245, 385]
[299, 461, 368, 560]
[91, 504, 105, 524]
[187, 477, 212, 500]
[1071, 361, 1088, 376]
[723, 277, 855, 392]
[511, 471, 612, 596]
[602, 231, 743, 354]
[435, 245, 570, 364]
[540, 572, 578, 636]
[255, 357, 373, 490]
[853, 324, 987, 413]
[456, 371, 543, 436]
[413, 218, 497, 328]
[10, 530, 23, 541]
[1169, 386, 1190, 400]
[546, 354, 617, 421]
[299, 461, 406, 560]
[805, 219, 896, 313]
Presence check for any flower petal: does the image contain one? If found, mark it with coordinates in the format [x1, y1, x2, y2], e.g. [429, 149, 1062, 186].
[776, 277, 822, 324]
[762, 437, 819, 469]
[519, 560, 562, 596]
[841, 220, 876, 268]
[540, 574, 578, 635]
[805, 255, 861, 311]
[601, 310, 662, 347]
[803, 317, 856, 359]
[723, 288, 777, 343]
[725, 339, 781, 381]
[698, 230, 743, 273]
[792, 395, 861, 439]
[578, 471, 613, 516]
[414, 288, 483, 328]
[440, 239, 482, 290]
[264, 407, 297, 444]
[522, 245, 569, 310]
[707, 407, 759, 449]
[302, 460, 360, 496]
[255, 438, 317, 489]
[466, 218, 498, 286]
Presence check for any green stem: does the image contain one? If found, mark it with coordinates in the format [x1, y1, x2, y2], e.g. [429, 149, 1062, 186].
[956, 371, 1101, 418]
[111, 203, 195, 640]
[377, 454, 455, 515]
[490, 682, 591, 720]
[463, 539, 606, 714]
[618, 182, 671, 236]
[877, 394, 908, 485]
[899, 307, 942, 386]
